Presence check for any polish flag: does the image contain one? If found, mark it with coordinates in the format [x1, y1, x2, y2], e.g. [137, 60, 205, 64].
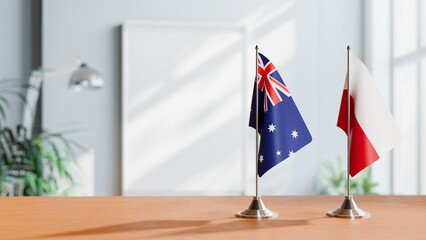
[337, 51, 401, 177]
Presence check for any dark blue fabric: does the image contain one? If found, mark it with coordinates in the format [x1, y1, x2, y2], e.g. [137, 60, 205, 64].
[249, 53, 312, 177]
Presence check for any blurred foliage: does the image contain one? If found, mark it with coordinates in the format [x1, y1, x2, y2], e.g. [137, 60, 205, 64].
[0, 78, 81, 196]
[318, 156, 378, 195]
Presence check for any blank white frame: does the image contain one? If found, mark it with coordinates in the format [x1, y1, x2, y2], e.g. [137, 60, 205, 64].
[121, 21, 248, 195]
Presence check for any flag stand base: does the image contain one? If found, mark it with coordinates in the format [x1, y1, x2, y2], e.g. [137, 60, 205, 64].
[327, 195, 370, 219]
[236, 196, 278, 219]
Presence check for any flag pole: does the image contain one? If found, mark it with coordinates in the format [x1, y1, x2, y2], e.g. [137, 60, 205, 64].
[255, 45, 259, 198]
[326, 46, 369, 219]
[236, 45, 277, 219]
[346, 45, 351, 198]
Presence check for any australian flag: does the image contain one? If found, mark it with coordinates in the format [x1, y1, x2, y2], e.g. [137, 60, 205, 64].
[249, 52, 312, 177]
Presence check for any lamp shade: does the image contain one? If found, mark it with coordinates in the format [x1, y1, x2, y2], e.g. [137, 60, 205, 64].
[69, 63, 104, 90]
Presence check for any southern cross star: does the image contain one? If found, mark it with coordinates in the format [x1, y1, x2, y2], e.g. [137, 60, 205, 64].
[291, 130, 298, 138]
[259, 155, 264, 163]
[268, 123, 276, 133]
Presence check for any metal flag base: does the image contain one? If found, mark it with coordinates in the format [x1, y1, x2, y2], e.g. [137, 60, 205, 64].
[236, 196, 278, 219]
[327, 195, 370, 219]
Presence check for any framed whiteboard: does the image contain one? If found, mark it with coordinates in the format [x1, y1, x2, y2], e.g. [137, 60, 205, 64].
[121, 21, 249, 195]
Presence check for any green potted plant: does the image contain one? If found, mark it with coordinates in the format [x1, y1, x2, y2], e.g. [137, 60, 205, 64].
[318, 156, 378, 195]
[0, 79, 81, 196]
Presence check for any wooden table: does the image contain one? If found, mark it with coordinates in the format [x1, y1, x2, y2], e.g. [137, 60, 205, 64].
[0, 196, 425, 239]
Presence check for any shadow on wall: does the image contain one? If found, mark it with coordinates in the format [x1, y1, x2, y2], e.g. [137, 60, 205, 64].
[122, 0, 322, 196]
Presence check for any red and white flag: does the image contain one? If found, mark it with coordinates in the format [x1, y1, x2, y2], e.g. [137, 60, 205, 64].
[337, 51, 401, 177]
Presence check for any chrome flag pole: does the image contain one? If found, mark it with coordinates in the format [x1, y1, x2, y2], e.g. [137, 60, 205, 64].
[327, 46, 369, 219]
[236, 45, 277, 219]
[256, 44, 260, 199]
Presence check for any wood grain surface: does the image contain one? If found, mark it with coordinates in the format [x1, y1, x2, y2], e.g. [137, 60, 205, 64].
[0, 196, 425, 239]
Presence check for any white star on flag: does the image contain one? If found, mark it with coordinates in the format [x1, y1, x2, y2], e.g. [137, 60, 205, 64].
[288, 150, 294, 157]
[291, 130, 298, 139]
[259, 155, 264, 163]
[276, 151, 281, 156]
[268, 123, 276, 133]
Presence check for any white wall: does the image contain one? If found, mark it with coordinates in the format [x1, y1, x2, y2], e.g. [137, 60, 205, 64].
[364, 0, 393, 194]
[366, 0, 426, 195]
[0, 0, 32, 127]
[315, 0, 364, 191]
[42, 0, 363, 195]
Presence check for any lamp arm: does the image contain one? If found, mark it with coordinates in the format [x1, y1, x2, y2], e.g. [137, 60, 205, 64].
[21, 59, 103, 136]
[22, 72, 42, 137]
[33, 59, 82, 76]
[21, 60, 80, 137]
